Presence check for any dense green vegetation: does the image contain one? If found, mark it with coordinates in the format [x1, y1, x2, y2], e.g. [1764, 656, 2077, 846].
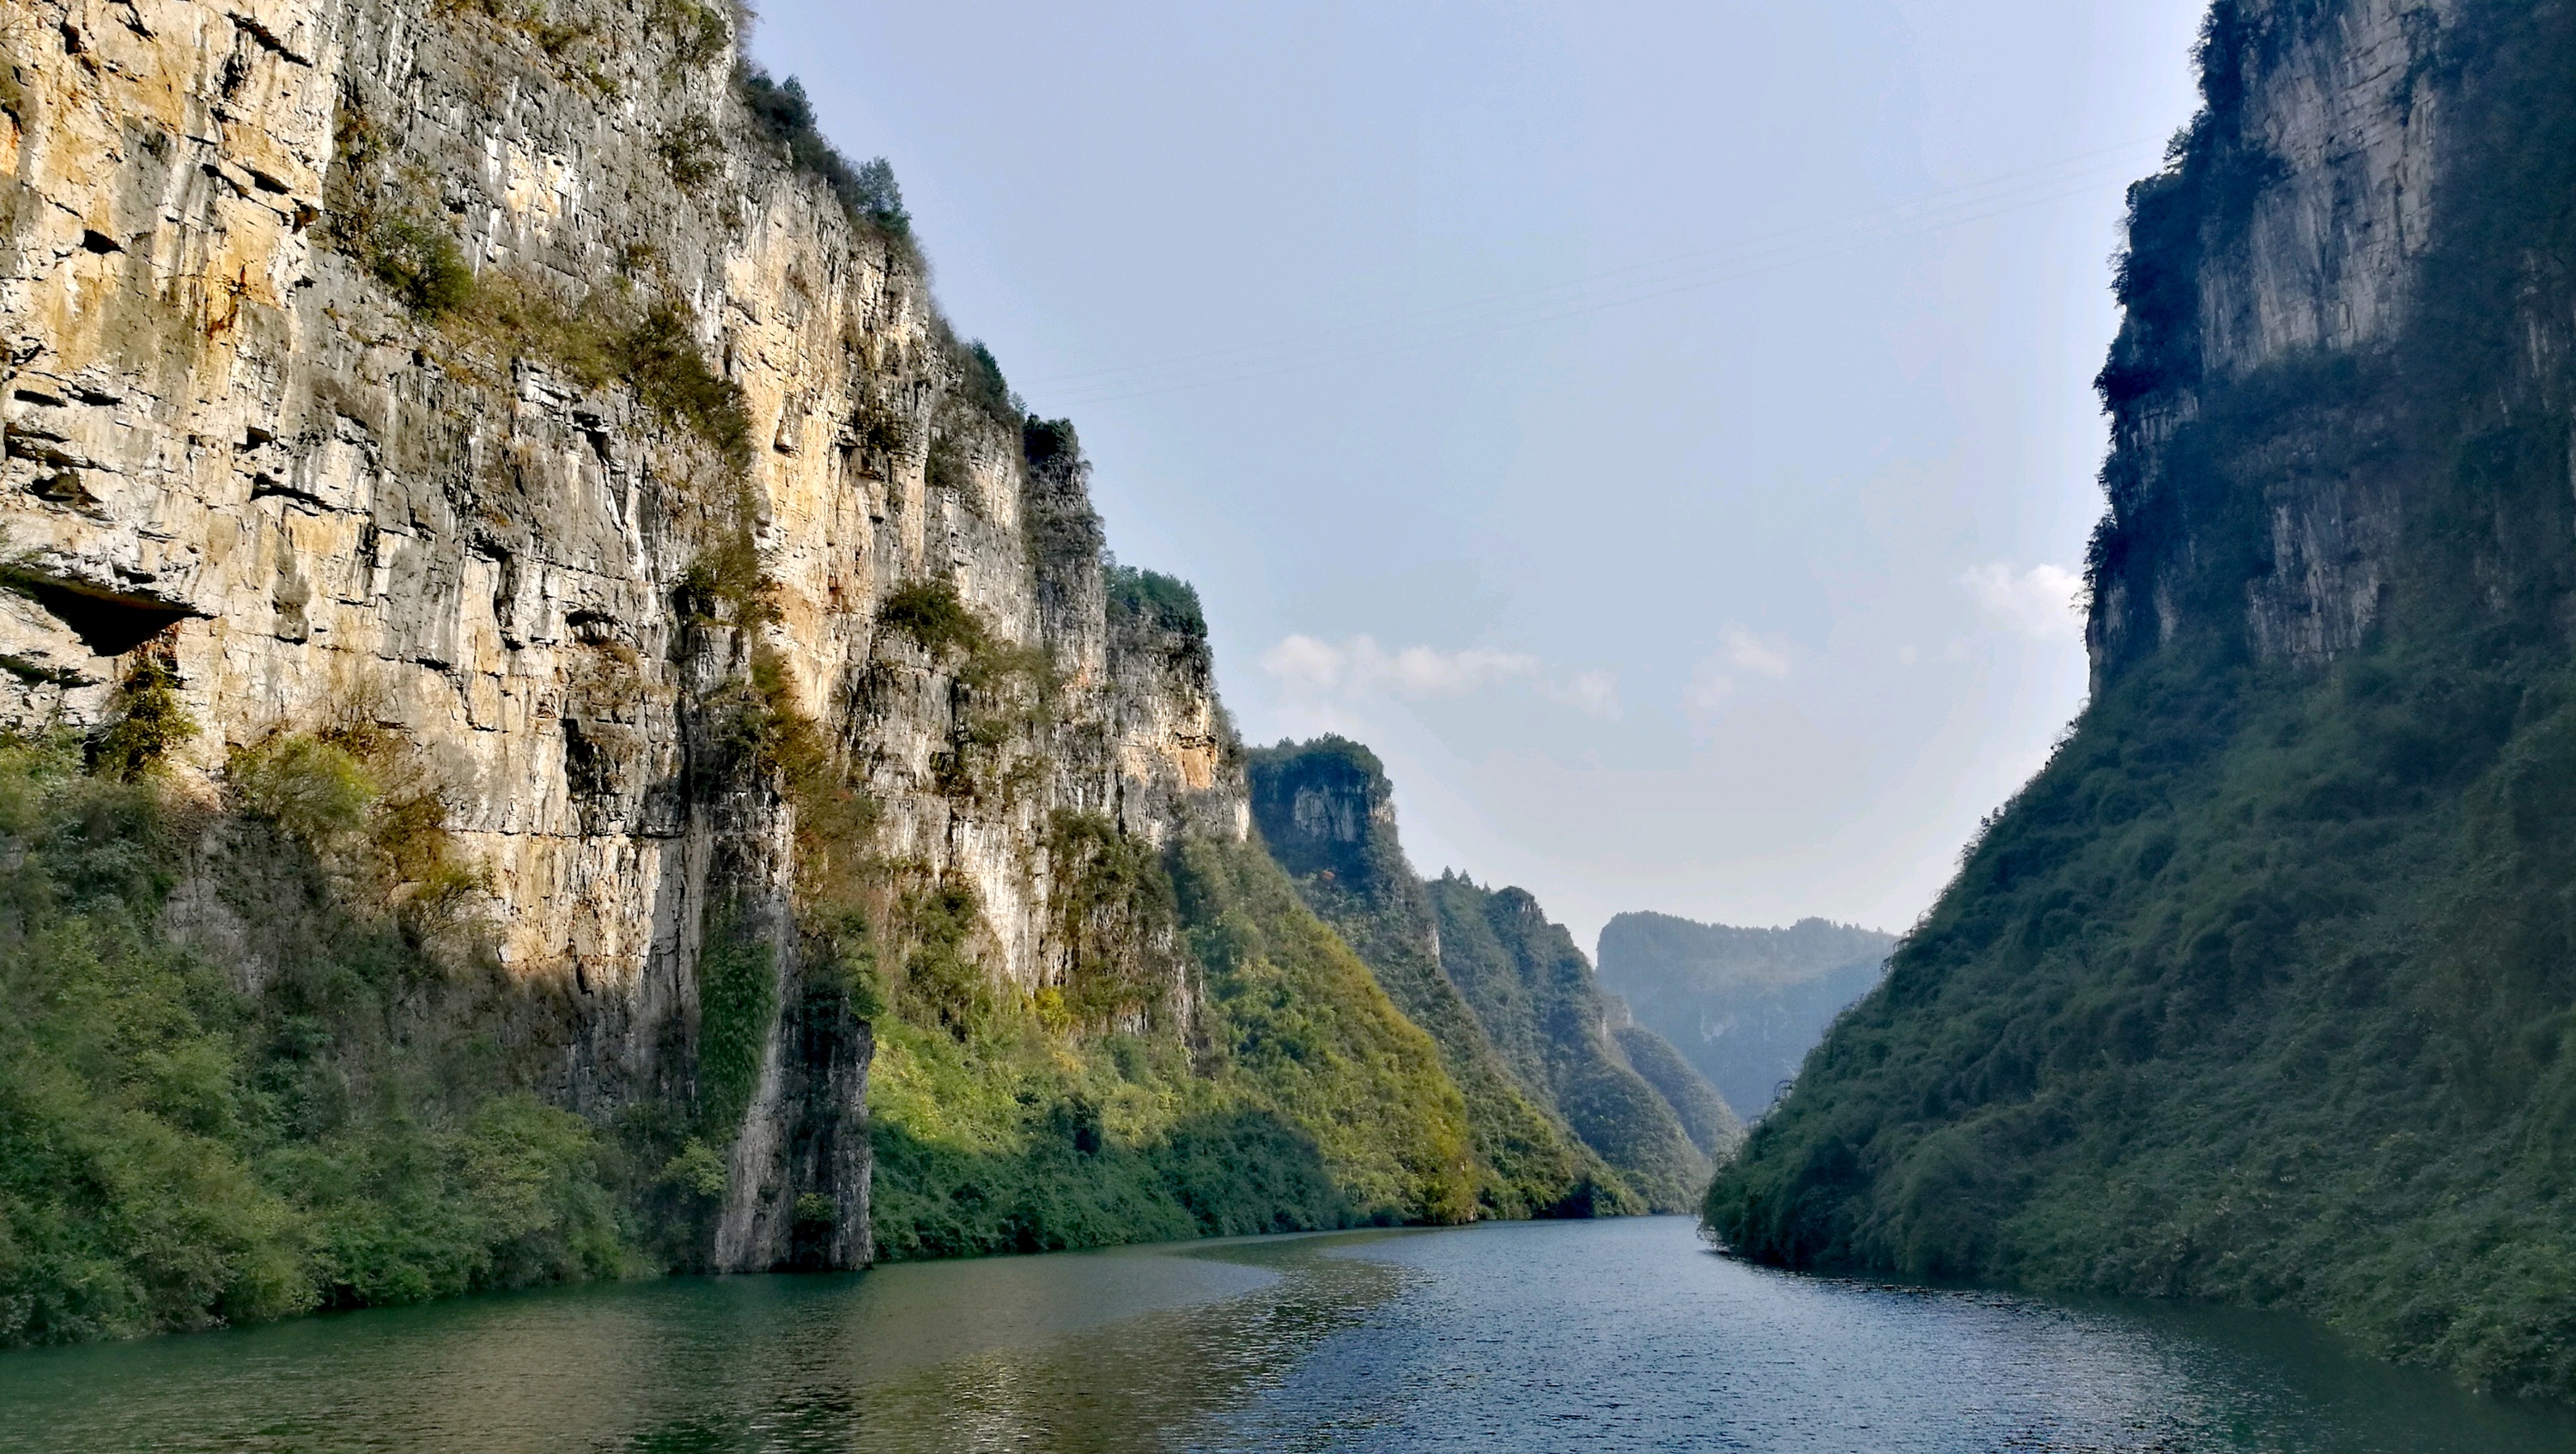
[866, 834, 1479, 1256]
[1711, 0, 2576, 1399]
[1596, 912, 1891, 1120]
[1105, 564, 1209, 640]
[0, 731, 647, 1346]
[1710, 640, 2576, 1396]
[1246, 737, 1637, 1218]
[1610, 1025, 1742, 1161]
[1431, 873, 1710, 1212]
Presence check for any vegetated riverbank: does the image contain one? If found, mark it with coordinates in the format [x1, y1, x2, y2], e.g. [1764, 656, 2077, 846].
[1710, 0, 2576, 1401]
[0, 648, 1491, 1343]
[0, 0, 1587, 1348]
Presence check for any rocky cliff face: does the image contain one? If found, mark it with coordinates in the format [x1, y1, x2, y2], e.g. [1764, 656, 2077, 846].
[2089, 0, 2456, 678]
[1711, 0, 2576, 1396]
[0, 0, 1238, 1272]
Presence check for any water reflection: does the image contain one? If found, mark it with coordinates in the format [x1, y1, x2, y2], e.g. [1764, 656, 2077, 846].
[0, 1232, 1402, 1454]
[3, 1218, 2571, 1452]
[1203, 1219, 2576, 1453]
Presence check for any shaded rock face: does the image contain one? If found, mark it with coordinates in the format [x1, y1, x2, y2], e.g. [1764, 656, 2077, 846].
[1245, 735, 1402, 896]
[2089, 0, 2458, 683]
[0, 0, 1239, 1270]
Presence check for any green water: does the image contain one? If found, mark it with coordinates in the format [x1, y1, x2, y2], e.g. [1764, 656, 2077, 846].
[5, 1217, 2572, 1451]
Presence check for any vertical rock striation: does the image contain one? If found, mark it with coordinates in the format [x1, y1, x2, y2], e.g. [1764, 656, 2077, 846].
[0, 0, 1240, 1273]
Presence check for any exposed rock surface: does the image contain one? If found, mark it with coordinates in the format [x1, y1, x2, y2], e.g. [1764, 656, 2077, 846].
[0, 0, 1238, 1271]
[1246, 736, 1637, 1216]
[2090, 0, 2457, 678]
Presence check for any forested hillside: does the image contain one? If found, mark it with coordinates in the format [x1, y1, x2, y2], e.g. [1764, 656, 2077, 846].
[1708, 0, 2576, 1399]
[1249, 738, 1732, 1214]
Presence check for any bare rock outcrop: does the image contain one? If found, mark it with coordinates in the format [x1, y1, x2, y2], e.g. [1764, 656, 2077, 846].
[0, 0, 1239, 1270]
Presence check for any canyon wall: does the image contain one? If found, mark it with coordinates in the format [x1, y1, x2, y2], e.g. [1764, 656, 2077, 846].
[1710, 0, 2576, 1397]
[0, 0, 1237, 1272]
[2088, 0, 2454, 677]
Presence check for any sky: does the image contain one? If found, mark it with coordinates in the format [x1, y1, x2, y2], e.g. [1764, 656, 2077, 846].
[750, 1, 2211, 952]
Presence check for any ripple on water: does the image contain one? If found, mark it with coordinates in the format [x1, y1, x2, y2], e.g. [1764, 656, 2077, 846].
[3, 1216, 2572, 1452]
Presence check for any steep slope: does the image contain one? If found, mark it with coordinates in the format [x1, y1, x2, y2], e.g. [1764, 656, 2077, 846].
[1710, 0, 2576, 1399]
[1430, 871, 1711, 1213]
[0, 0, 1473, 1343]
[1247, 737, 1635, 1217]
[1607, 1013, 1745, 1161]
[1597, 913, 1892, 1119]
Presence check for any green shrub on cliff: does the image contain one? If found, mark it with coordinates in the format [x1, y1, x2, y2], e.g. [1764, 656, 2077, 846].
[865, 833, 1480, 1258]
[737, 68, 911, 241]
[1712, 0, 2576, 1400]
[0, 737, 640, 1346]
[1105, 564, 1207, 639]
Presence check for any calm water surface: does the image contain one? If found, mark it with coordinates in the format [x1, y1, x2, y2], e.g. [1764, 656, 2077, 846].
[5, 1216, 2573, 1451]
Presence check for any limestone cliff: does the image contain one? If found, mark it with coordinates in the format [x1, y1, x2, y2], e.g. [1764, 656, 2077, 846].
[2087, 0, 2452, 678]
[1710, 0, 2576, 1397]
[0, 0, 1238, 1274]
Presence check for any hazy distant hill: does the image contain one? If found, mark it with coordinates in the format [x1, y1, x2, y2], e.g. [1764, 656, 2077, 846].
[1249, 738, 1728, 1212]
[1595, 914, 1893, 1120]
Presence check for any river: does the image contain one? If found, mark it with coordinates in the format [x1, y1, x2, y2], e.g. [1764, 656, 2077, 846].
[5, 1216, 2572, 1451]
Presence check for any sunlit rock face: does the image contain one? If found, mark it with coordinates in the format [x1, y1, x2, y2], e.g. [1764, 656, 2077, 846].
[0, 0, 1240, 1269]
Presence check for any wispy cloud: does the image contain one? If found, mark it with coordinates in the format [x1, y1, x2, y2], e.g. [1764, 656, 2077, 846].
[1961, 563, 2085, 639]
[1261, 635, 1621, 719]
[1683, 625, 1795, 724]
[1540, 669, 1623, 720]
[1722, 624, 1792, 679]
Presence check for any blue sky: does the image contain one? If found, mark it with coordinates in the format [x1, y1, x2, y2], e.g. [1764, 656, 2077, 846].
[750, 1, 2208, 949]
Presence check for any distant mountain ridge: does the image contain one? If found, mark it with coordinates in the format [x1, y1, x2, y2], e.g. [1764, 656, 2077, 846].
[1596, 914, 1893, 1121]
[1248, 738, 1739, 1212]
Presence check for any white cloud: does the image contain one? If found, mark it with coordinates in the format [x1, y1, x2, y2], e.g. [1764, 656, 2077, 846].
[1961, 563, 2086, 639]
[1683, 660, 1737, 720]
[1722, 624, 1793, 679]
[1683, 625, 1795, 728]
[1261, 634, 1619, 717]
[1260, 633, 1350, 690]
[1540, 669, 1625, 721]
